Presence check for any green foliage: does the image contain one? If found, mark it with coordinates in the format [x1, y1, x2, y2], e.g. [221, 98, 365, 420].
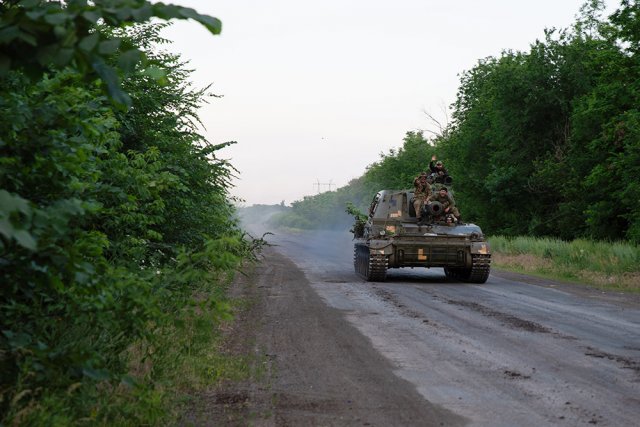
[490, 235, 640, 273]
[0, 19, 255, 426]
[363, 131, 433, 190]
[345, 202, 367, 223]
[345, 202, 367, 237]
[490, 234, 640, 290]
[237, 203, 289, 227]
[438, 0, 640, 243]
[0, 0, 222, 107]
[268, 209, 316, 230]
[268, 177, 368, 230]
[266, 1, 639, 246]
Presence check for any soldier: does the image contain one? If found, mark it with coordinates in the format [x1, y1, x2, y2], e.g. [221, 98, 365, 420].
[413, 172, 432, 225]
[431, 187, 461, 223]
[429, 155, 451, 184]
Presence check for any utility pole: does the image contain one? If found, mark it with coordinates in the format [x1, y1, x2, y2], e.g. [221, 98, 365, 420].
[313, 179, 334, 194]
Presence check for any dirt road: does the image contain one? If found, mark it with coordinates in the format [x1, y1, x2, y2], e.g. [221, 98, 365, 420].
[189, 229, 640, 426]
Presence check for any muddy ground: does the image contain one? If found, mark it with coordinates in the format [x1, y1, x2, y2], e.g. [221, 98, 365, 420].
[182, 247, 464, 426]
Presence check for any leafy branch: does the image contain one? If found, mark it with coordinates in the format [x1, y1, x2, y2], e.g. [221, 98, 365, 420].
[0, 0, 222, 107]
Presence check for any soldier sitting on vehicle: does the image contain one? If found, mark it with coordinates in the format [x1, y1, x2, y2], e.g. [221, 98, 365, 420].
[429, 155, 452, 185]
[431, 187, 461, 223]
[413, 172, 432, 225]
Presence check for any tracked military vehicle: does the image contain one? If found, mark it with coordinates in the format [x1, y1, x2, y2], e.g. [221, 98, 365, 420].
[351, 190, 491, 283]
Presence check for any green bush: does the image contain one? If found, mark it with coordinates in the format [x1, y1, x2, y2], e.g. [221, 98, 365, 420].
[0, 21, 253, 424]
[489, 235, 640, 275]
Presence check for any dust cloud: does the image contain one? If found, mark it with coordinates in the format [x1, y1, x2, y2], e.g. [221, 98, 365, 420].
[237, 204, 356, 262]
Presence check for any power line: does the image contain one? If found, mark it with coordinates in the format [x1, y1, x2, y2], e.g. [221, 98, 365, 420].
[313, 179, 334, 193]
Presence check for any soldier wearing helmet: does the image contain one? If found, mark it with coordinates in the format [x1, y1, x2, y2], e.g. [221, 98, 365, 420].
[413, 171, 432, 225]
[429, 155, 451, 184]
[431, 187, 461, 223]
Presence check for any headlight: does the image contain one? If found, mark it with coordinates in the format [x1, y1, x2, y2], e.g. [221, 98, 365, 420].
[379, 230, 386, 236]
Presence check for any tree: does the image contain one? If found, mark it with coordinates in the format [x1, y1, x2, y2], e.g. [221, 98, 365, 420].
[0, 0, 221, 106]
[0, 4, 254, 423]
[437, 0, 640, 242]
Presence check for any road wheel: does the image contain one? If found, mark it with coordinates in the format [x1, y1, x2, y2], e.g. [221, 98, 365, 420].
[467, 254, 491, 283]
[355, 245, 387, 282]
[453, 255, 491, 284]
[444, 266, 459, 280]
[366, 251, 387, 282]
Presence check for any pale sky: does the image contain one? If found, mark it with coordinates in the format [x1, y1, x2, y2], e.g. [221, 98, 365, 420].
[161, 0, 615, 206]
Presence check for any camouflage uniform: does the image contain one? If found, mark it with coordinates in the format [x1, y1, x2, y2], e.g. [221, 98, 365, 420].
[431, 190, 460, 219]
[429, 160, 450, 184]
[413, 174, 432, 219]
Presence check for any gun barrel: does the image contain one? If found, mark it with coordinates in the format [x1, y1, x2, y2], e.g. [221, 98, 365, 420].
[427, 201, 443, 215]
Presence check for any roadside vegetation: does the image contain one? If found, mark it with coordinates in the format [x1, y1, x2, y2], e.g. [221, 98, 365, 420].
[490, 236, 640, 292]
[237, 203, 289, 228]
[0, 1, 260, 425]
[267, 1, 640, 290]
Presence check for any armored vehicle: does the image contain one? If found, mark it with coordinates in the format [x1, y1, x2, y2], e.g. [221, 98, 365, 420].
[352, 190, 491, 283]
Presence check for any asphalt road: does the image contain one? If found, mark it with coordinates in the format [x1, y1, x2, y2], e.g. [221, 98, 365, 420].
[259, 229, 640, 427]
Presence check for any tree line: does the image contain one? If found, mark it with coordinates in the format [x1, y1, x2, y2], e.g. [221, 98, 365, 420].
[1, 1, 257, 423]
[272, 0, 640, 245]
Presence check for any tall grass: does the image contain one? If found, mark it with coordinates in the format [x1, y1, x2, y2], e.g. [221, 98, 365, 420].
[489, 236, 640, 291]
